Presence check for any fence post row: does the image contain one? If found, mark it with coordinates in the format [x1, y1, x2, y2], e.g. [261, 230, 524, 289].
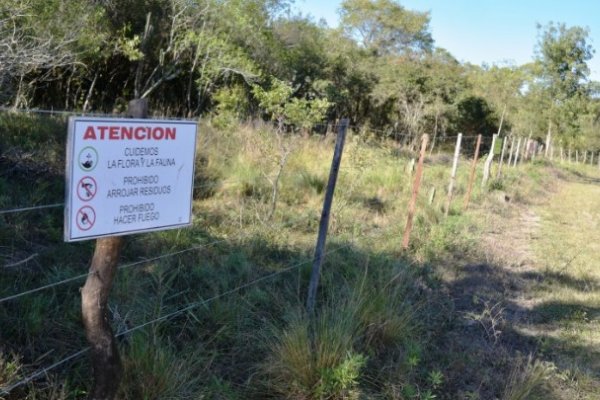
[464, 134, 482, 209]
[402, 134, 429, 249]
[306, 118, 349, 315]
[80, 98, 148, 400]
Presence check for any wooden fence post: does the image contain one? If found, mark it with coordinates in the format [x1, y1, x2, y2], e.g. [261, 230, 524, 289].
[402, 134, 429, 249]
[513, 137, 522, 167]
[428, 186, 436, 205]
[591, 151, 594, 166]
[568, 148, 572, 163]
[444, 133, 462, 217]
[81, 98, 147, 400]
[407, 158, 415, 174]
[306, 118, 349, 315]
[482, 134, 497, 187]
[507, 136, 515, 167]
[560, 147, 564, 163]
[463, 134, 482, 209]
[576, 150, 579, 164]
[545, 125, 551, 158]
[497, 135, 508, 178]
[525, 132, 532, 161]
[583, 150, 587, 164]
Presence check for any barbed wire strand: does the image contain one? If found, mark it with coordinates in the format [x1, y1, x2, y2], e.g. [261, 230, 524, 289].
[0, 348, 91, 396]
[0, 197, 339, 303]
[0, 175, 277, 216]
[0, 106, 199, 122]
[0, 203, 64, 216]
[0, 162, 364, 216]
[0, 237, 230, 304]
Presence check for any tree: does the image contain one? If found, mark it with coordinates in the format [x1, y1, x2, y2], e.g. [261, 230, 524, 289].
[453, 95, 498, 138]
[339, 0, 433, 56]
[535, 22, 595, 146]
[467, 63, 524, 136]
[0, 0, 105, 107]
[536, 22, 594, 100]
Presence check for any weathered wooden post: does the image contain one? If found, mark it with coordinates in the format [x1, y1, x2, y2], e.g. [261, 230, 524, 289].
[463, 134, 482, 209]
[428, 186, 436, 205]
[513, 137, 522, 167]
[591, 151, 594, 166]
[497, 135, 508, 178]
[507, 136, 515, 167]
[306, 119, 349, 315]
[482, 134, 498, 187]
[545, 124, 551, 158]
[445, 133, 462, 217]
[402, 134, 429, 249]
[407, 158, 415, 174]
[81, 99, 147, 400]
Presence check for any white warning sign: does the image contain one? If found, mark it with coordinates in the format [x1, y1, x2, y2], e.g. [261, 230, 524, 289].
[65, 117, 197, 242]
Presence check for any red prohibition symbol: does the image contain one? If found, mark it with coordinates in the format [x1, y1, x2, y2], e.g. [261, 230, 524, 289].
[77, 176, 98, 201]
[76, 206, 96, 231]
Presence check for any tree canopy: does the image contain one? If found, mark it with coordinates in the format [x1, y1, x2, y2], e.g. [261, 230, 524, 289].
[0, 0, 598, 150]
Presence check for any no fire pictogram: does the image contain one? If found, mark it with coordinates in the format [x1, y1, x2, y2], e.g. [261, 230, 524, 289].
[77, 176, 97, 201]
[76, 206, 96, 231]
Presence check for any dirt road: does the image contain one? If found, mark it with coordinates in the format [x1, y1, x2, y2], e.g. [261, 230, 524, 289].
[437, 168, 600, 399]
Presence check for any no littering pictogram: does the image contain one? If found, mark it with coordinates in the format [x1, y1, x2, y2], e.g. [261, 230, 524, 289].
[76, 206, 96, 231]
[77, 176, 97, 201]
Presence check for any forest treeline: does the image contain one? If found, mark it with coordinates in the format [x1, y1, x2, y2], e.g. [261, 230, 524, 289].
[1, 0, 599, 149]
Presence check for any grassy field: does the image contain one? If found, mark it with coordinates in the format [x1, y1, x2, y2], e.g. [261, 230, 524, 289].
[1, 113, 599, 399]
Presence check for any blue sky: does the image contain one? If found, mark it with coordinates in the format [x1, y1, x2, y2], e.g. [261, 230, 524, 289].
[292, 0, 600, 81]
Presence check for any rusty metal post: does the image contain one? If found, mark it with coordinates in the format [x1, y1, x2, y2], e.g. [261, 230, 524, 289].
[306, 119, 349, 315]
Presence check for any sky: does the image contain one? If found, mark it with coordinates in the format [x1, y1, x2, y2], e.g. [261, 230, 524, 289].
[292, 0, 600, 81]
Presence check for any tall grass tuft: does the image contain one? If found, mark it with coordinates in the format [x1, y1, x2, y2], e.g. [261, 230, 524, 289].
[0, 352, 21, 390]
[262, 305, 365, 399]
[118, 334, 204, 400]
[261, 261, 421, 399]
[502, 355, 556, 400]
